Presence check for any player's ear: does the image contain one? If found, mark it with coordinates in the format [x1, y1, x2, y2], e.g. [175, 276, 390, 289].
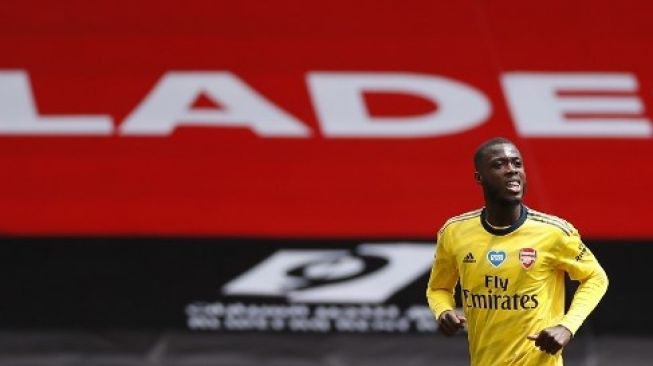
[474, 171, 482, 185]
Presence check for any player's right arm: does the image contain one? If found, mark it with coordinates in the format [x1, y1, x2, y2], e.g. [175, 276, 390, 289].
[426, 225, 464, 335]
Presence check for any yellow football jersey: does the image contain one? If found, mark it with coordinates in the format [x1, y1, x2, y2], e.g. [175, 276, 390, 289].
[426, 206, 608, 366]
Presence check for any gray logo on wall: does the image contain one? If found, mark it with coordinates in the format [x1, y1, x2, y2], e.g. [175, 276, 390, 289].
[186, 242, 439, 333]
[223, 243, 434, 303]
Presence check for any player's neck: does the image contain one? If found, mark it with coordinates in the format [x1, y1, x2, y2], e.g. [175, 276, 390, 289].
[484, 202, 522, 227]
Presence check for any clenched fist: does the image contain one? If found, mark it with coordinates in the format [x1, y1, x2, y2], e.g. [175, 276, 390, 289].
[527, 325, 573, 354]
[438, 310, 466, 336]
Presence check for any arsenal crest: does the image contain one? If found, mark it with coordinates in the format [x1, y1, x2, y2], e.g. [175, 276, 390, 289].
[519, 248, 537, 270]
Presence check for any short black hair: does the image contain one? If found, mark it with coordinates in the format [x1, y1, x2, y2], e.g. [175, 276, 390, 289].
[474, 137, 515, 170]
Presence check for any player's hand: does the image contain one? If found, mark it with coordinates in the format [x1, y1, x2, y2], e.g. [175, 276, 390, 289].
[438, 310, 466, 336]
[527, 325, 572, 355]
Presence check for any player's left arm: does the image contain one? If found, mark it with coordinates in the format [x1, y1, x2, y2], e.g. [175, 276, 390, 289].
[556, 229, 609, 335]
[529, 228, 609, 354]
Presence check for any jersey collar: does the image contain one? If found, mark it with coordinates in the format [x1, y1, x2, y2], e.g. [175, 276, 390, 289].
[480, 204, 528, 236]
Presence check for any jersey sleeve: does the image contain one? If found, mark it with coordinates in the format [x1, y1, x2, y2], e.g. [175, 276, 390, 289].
[552, 228, 609, 334]
[426, 226, 459, 319]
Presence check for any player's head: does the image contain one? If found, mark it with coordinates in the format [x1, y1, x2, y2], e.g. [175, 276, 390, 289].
[474, 137, 526, 205]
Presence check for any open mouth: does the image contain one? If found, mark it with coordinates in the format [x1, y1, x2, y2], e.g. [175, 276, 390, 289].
[506, 180, 521, 193]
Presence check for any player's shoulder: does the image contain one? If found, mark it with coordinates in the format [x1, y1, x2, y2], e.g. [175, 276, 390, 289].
[438, 208, 483, 235]
[526, 207, 576, 236]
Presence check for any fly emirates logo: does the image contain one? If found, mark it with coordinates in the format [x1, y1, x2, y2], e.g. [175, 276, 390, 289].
[462, 275, 539, 311]
[0, 71, 651, 138]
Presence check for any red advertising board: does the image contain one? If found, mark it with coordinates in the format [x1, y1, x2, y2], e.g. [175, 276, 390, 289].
[0, 0, 652, 238]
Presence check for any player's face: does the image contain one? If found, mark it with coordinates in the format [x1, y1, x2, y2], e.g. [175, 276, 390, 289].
[476, 143, 526, 205]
